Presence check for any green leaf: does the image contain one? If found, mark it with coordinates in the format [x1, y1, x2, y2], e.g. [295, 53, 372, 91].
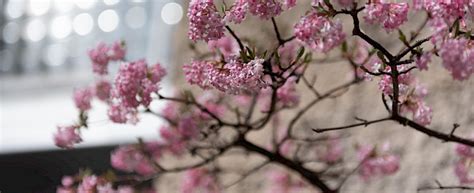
[296, 46, 305, 61]
[398, 29, 408, 45]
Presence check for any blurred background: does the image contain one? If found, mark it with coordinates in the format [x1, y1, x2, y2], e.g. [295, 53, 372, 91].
[0, 0, 185, 153]
[0, 0, 184, 191]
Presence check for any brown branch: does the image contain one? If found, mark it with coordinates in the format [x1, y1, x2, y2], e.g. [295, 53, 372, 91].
[236, 138, 336, 193]
[313, 117, 391, 133]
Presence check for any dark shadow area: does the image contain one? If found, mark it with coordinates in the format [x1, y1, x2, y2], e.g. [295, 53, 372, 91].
[0, 145, 117, 193]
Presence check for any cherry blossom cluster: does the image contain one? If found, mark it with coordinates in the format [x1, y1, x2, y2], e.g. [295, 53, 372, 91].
[88, 41, 126, 75]
[266, 170, 305, 193]
[183, 57, 267, 95]
[108, 60, 166, 123]
[294, 11, 346, 53]
[110, 94, 226, 176]
[56, 175, 146, 193]
[181, 168, 220, 193]
[363, 1, 409, 31]
[225, 0, 297, 24]
[454, 141, 474, 184]
[54, 42, 167, 148]
[378, 66, 432, 126]
[188, 0, 225, 42]
[357, 144, 400, 181]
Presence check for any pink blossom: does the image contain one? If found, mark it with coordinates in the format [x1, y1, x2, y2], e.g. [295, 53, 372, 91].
[109, 41, 126, 61]
[439, 38, 474, 81]
[88, 42, 110, 75]
[276, 77, 300, 107]
[225, 0, 248, 24]
[183, 60, 214, 89]
[319, 136, 344, 164]
[284, 0, 297, 9]
[97, 183, 115, 193]
[357, 144, 400, 180]
[162, 102, 179, 120]
[88, 41, 126, 75]
[207, 36, 238, 57]
[107, 104, 130, 124]
[363, 2, 409, 31]
[415, 52, 431, 71]
[277, 41, 299, 65]
[94, 79, 112, 101]
[455, 158, 474, 184]
[422, 0, 470, 23]
[456, 142, 474, 158]
[149, 62, 167, 83]
[54, 125, 82, 149]
[413, 102, 432, 126]
[351, 39, 383, 81]
[181, 168, 220, 193]
[77, 175, 97, 193]
[428, 18, 449, 45]
[197, 93, 227, 120]
[57, 187, 74, 193]
[160, 127, 187, 155]
[183, 57, 267, 94]
[266, 170, 305, 193]
[247, 0, 283, 20]
[112, 59, 166, 114]
[336, 0, 353, 7]
[294, 12, 346, 52]
[62, 176, 74, 187]
[394, 81, 433, 126]
[378, 65, 415, 96]
[73, 87, 93, 111]
[117, 186, 135, 193]
[188, 0, 225, 42]
[111, 145, 157, 176]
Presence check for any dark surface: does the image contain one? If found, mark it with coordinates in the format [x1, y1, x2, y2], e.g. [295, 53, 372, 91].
[0, 145, 117, 193]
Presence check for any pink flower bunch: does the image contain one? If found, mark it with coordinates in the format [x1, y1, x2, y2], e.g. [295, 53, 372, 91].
[454, 141, 474, 184]
[54, 125, 82, 149]
[73, 87, 93, 112]
[110, 145, 158, 176]
[57, 175, 137, 193]
[318, 135, 344, 164]
[188, 0, 225, 42]
[379, 67, 433, 125]
[275, 40, 299, 66]
[266, 170, 305, 193]
[181, 168, 220, 193]
[438, 38, 474, 81]
[363, 1, 409, 31]
[357, 144, 400, 181]
[350, 39, 383, 81]
[225, 0, 248, 24]
[414, 52, 431, 71]
[294, 12, 346, 52]
[77, 175, 98, 193]
[418, 0, 471, 23]
[207, 36, 238, 57]
[276, 77, 300, 107]
[88, 41, 126, 75]
[183, 57, 267, 94]
[378, 66, 415, 97]
[160, 116, 201, 155]
[94, 79, 112, 102]
[108, 60, 166, 123]
[247, 0, 283, 20]
[225, 0, 292, 23]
